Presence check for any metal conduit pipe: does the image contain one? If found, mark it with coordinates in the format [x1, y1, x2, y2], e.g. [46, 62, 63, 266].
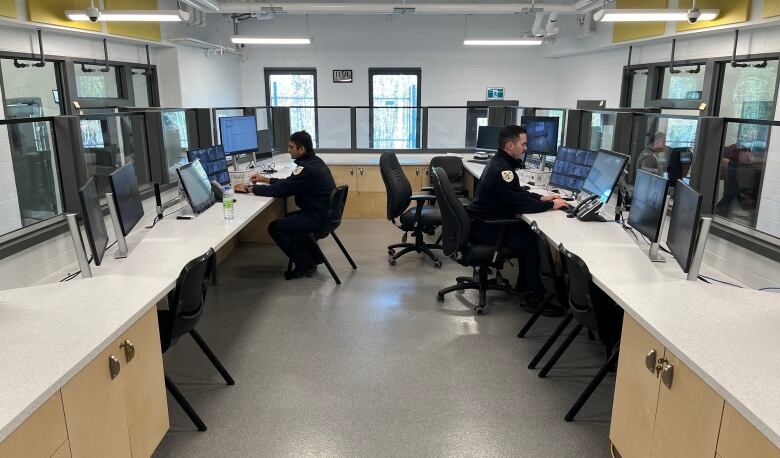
[216, 2, 599, 15]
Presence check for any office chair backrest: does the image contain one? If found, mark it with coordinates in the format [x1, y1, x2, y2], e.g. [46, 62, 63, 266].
[430, 156, 465, 186]
[380, 152, 412, 220]
[558, 244, 599, 332]
[430, 167, 470, 257]
[163, 248, 216, 349]
[530, 222, 567, 303]
[321, 184, 349, 235]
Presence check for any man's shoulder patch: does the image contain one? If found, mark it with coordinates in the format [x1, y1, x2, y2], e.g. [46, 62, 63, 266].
[293, 166, 304, 176]
[501, 170, 515, 183]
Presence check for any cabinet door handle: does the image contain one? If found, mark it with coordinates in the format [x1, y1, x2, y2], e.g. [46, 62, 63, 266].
[109, 355, 121, 380]
[416, 168, 420, 175]
[350, 168, 354, 175]
[120, 340, 135, 363]
[645, 349, 657, 374]
[359, 168, 364, 175]
[661, 362, 674, 389]
[425, 168, 429, 176]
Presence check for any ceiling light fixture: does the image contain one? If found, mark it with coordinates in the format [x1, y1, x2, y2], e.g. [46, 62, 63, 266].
[65, 10, 190, 22]
[463, 39, 544, 46]
[179, 0, 220, 13]
[231, 37, 311, 45]
[593, 9, 719, 22]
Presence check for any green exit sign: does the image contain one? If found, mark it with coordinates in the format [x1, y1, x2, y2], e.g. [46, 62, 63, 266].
[486, 87, 504, 100]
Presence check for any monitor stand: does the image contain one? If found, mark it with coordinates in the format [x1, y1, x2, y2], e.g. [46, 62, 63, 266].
[687, 216, 713, 281]
[66, 213, 92, 278]
[646, 194, 672, 263]
[105, 192, 129, 259]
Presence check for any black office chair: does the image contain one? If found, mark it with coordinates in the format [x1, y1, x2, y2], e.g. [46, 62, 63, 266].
[380, 152, 443, 267]
[533, 244, 623, 422]
[159, 248, 235, 432]
[430, 156, 469, 198]
[517, 222, 567, 338]
[285, 184, 357, 284]
[431, 167, 526, 315]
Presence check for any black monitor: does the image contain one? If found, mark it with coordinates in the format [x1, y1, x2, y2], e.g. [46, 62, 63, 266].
[628, 170, 670, 243]
[549, 146, 598, 192]
[177, 159, 216, 215]
[219, 115, 258, 155]
[667, 147, 690, 186]
[108, 162, 144, 237]
[257, 129, 274, 155]
[476, 125, 501, 150]
[187, 145, 230, 185]
[523, 116, 559, 156]
[667, 179, 703, 273]
[582, 150, 629, 203]
[78, 177, 109, 266]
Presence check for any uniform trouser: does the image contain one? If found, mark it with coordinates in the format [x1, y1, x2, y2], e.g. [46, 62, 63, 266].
[268, 211, 324, 271]
[471, 220, 544, 296]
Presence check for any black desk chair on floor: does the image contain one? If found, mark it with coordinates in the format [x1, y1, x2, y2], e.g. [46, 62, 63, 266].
[430, 156, 469, 198]
[159, 248, 235, 432]
[430, 166, 526, 315]
[285, 184, 357, 285]
[532, 244, 623, 422]
[380, 152, 443, 267]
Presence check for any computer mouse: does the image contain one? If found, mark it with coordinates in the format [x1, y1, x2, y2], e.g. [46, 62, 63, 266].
[521, 185, 531, 191]
[527, 181, 535, 186]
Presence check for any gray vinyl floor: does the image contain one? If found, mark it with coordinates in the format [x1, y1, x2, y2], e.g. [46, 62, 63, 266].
[153, 219, 614, 458]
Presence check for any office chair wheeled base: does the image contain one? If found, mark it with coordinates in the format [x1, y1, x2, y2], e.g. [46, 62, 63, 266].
[436, 267, 526, 315]
[388, 242, 443, 268]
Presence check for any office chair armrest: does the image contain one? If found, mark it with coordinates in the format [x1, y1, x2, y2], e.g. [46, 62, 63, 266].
[420, 186, 434, 192]
[410, 194, 437, 202]
[472, 215, 521, 226]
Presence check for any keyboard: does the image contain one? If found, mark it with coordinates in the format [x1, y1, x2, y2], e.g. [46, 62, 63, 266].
[468, 159, 489, 165]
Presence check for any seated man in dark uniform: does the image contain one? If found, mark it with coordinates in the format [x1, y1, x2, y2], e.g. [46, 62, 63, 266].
[234, 130, 336, 279]
[469, 125, 569, 308]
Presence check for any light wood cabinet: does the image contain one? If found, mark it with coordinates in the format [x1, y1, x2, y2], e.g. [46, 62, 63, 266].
[330, 166, 360, 218]
[718, 402, 780, 458]
[0, 392, 68, 458]
[355, 166, 385, 192]
[52, 441, 72, 458]
[401, 165, 424, 192]
[357, 192, 387, 219]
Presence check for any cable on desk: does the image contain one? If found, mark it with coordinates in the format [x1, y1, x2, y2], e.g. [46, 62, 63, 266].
[698, 274, 742, 288]
[59, 254, 92, 282]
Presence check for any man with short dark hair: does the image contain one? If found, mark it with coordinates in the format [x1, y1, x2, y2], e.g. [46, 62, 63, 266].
[235, 130, 336, 279]
[469, 125, 568, 304]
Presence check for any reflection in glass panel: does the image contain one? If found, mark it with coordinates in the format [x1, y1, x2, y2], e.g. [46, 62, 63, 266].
[719, 60, 779, 120]
[76, 64, 119, 98]
[631, 116, 698, 185]
[0, 59, 62, 118]
[715, 121, 776, 239]
[317, 108, 351, 148]
[0, 120, 63, 236]
[267, 73, 316, 143]
[371, 73, 420, 149]
[131, 70, 151, 108]
[162, 111, 189, 179]
[630, 71, 648, 108]
[428, 108, 467, 149]
[661, 65, 705, 100]
[588, 112, 616, 152]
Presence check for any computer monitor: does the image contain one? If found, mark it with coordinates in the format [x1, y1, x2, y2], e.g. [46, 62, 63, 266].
[108, 162, 144, 237]
[78, 177, 109, 266]
[476, 125, 501, 151]
[187, 145, 230, 185]
[581, 150, 629, 203]
[667, 180, 703, 273]
[667, 147, 691, 186]
[628, 170, 670, 244]
[219, 115, 258, 155]
[549, 146, 598, 192]
[177, 159, 216, 215]
[523, 116, 559, 156]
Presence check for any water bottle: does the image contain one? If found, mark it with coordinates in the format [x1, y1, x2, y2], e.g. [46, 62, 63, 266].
[223, 185, 234, 220]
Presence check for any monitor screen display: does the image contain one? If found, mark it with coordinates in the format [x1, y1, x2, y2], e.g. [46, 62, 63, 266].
[78, 177, 109, 266]
[628, 170, 670, 243]
[549, 146, 598, 192]
[187, 145, 230, 185]
[667, 180, 703, 273]
[109, 162, 144, 236]
[523, 116, 559, 156]
[476, 126, 501, 150]
[219, 115, 258, 155]
[582, 150, 628, 203]
[177, 159, 215, 215]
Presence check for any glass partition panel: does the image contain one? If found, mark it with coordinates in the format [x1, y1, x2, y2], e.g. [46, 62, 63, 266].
[587, 111, 617, 152]
[75, 63, 120, 98]
[0, 59, 63, 118]
[629, 70, 648, 108]
[317, 107, 351, 149]
[661, 65, 706, 100]
[629, 114, 699, 184]
[162, 110, 189, 180]
[718, 60, 779, 120]
[428, 107, 467, 149]
[715, 120, 779, 240]
[79, 113, 150, 198]
[370, 107, 422, 149]
[356, 108, 370, 149]
[0, 119, 63, 236]
[255, 107, 272, 131]
[131, 70, 151, 108]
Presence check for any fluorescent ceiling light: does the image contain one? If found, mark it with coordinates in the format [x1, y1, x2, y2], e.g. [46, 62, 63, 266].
[463, 39, 543, 46]
[65, 10, 190, 22]
[593, 9, 719, 22]
[179, 0, 220, 12]
[231, 37, 312, 45]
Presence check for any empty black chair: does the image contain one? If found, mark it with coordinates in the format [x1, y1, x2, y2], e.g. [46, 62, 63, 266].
[517, 222, 567, 338]
[431, 167, 525, 315]
[533, 244, 623, 422]
[380, 152, 443, 267]
[285, 184, 357, 284]
[159, 248, 235, 432]
[430, 156, 469, 198]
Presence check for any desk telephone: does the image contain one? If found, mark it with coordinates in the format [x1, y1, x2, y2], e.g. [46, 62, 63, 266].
[566, 194, 607, 222]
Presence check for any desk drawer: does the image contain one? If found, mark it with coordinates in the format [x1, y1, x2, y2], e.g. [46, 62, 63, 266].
[0, 392, 68, 458]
